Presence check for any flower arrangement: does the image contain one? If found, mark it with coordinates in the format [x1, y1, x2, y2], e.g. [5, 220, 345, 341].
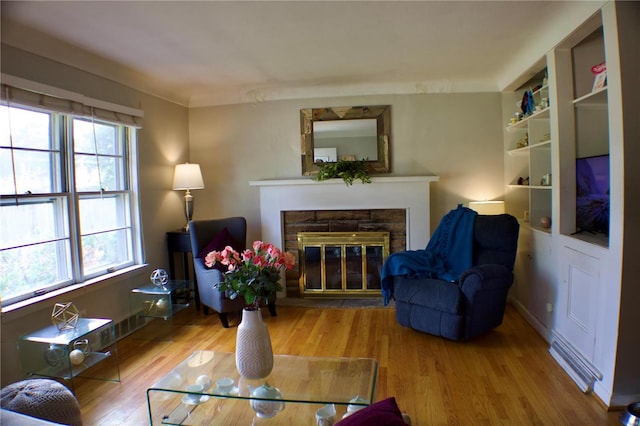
[205, 241, 296, 310]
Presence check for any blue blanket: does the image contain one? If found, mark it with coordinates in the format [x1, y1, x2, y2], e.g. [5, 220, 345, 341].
[381, 204, 477, 305]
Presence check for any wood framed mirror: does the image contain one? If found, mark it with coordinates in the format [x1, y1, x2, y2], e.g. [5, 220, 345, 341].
[300, 105, 391, 176]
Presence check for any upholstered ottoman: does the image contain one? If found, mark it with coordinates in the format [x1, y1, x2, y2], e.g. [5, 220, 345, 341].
[0, 379, 82, 426]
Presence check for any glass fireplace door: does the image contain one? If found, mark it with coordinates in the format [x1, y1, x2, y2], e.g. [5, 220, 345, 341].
[298, 232, 389, 297]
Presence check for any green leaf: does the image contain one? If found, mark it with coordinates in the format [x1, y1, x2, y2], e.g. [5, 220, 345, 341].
[313, 159, 371, 185]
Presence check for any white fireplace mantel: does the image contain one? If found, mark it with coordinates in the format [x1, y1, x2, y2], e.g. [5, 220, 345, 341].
[249, 176, 439, 251]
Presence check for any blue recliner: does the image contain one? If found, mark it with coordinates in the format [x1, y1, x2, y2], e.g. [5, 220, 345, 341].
[388, 213, 519, 341]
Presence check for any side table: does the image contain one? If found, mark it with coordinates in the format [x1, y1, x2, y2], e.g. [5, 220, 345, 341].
[166, 230, 200, 310]
[17, 318, 120, 392]
[130, 280, 192, 341]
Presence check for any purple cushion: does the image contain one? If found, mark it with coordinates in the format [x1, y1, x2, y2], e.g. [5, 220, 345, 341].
[336, 397, 406, 426]
[197, 227, 240, 270]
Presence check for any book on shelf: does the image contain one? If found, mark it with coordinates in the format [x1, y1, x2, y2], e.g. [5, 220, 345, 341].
[591, 62, 607, 91]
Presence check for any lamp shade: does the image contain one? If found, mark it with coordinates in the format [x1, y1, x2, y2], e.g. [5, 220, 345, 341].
[469, 201, 505, 215]
[172, 163, 204, 190]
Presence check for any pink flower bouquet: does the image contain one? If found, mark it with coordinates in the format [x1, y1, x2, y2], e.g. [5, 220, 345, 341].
[205, 241, 295, 310]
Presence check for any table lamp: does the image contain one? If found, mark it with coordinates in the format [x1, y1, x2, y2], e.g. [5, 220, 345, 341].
[172, 163, 204, 231]
[469, 200, 505, 215]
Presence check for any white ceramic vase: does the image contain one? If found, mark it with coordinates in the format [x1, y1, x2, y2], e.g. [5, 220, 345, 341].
[235, 308, 274, 379]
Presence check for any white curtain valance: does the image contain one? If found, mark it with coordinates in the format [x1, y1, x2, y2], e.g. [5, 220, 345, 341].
[0, 74, 144, 128]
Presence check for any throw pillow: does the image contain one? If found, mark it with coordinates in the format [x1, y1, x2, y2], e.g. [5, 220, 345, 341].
[335, 397, 406, 426]
[197, 227, 240, 270]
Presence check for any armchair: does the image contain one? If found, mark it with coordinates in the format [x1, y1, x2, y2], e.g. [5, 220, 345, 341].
[189, 217, 277, 328]
[387, 213, 519, 341]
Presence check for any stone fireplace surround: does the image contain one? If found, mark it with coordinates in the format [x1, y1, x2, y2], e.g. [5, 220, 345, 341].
[249, 176, 439, 297]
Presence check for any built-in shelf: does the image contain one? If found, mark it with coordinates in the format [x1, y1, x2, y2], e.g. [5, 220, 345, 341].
[507, 140, 552, 156]
[573, 86, 607, 106]
[508, 184, 552, 190]
[506, 106, 551, 132]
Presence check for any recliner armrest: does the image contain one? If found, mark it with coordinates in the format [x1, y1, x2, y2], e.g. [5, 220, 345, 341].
[459, 264, 514, 294]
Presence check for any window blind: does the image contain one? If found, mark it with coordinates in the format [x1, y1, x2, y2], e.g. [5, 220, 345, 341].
[0, 74, 144, 128]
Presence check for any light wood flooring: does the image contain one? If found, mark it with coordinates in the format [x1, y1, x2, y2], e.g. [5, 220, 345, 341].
[73, 304, 622, 425]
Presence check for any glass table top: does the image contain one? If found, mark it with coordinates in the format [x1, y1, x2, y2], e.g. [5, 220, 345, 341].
[147, 351, 378, 425]
[19, 318, 112, 345]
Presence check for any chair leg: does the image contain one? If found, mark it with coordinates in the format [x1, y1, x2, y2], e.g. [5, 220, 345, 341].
[267, 302, 277, 317]
[218, 313, 230, 328]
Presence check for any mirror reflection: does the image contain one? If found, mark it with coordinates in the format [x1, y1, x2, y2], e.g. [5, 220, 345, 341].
[313, 119, 378, 163]
[300, 105, 391, 176]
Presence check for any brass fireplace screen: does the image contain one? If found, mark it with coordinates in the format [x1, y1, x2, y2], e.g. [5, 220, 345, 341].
[298, 232, 389, 297]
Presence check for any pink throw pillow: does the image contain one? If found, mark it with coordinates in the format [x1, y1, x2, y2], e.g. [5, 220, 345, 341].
[335, 397, 406, 426]
[197, 227, 240, 270]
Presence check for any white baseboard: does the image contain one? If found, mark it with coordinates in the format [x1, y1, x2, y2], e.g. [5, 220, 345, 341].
[509, 299, 551, 342]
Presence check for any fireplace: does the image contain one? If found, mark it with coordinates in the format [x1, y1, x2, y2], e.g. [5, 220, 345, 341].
[282, 209, 403, 297]
[298, 231, 389, 297]
[250, 176, 438, 298]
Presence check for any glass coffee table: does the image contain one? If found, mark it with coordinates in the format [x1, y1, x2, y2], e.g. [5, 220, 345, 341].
[147, 351, 378, 425]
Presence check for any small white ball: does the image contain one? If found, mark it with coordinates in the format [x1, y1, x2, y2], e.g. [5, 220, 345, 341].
[69, 349, 85, 365]
[156, 298, 168, 309]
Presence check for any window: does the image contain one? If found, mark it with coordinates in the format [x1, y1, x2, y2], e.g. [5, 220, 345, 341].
[1, 102, 142, 307]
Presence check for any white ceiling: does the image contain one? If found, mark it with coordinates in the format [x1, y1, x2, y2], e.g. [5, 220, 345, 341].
[1, 1, 603, 107]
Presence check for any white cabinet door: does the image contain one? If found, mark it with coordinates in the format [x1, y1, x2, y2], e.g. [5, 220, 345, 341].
[512, 226, 554, 336]
[556, 245, 600, 362]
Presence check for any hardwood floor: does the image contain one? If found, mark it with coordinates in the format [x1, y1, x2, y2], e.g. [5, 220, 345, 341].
[73, 304, 621, 425]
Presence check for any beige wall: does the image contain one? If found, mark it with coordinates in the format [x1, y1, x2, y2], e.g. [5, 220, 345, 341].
[189, 93, 505, 243]
[0, 45, 506, 387]
[1, 45, 190, 386]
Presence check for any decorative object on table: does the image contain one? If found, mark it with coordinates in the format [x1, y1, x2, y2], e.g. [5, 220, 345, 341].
[172, 162, 204, 231]
[155, 296, 169, 312]
[248, 382, 285, 419]
[150, 268, 169, 288]
[195, 374, 212, 390]
[313, 158, 371, 186]
[591, 62, 607, 91]
[214, 377, 234, 394]
[44, 346, 65, 366]
[69, 338, 91, 365]
[205, 240, 295, 310]
[51, 302, 80, 331]
[205, 240, 295, 379]
[345, 396, 368, 417]
[68, 349, 85, 365]
[183, 384, 205, 405]
[235, 308, 274, 379]
[316, 403, 337, 426]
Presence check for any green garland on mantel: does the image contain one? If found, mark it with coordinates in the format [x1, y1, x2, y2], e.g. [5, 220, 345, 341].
[313, 159, 372, 186]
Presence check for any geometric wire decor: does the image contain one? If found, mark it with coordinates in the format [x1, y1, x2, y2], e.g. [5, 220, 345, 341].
[51, 302, 80, 331]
